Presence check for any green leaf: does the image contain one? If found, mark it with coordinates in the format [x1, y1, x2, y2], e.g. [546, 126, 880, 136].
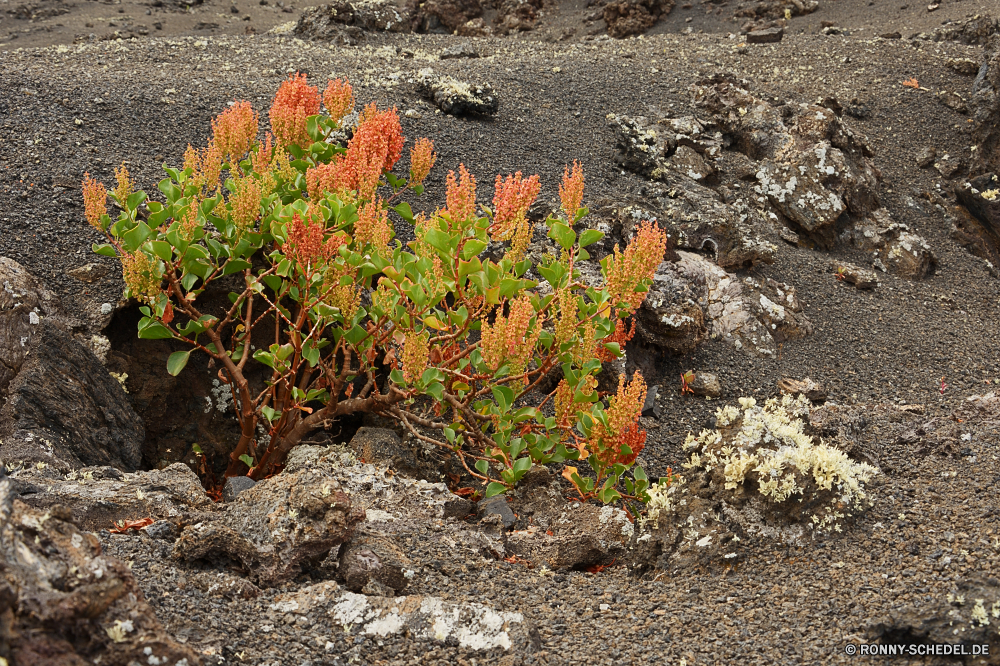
[126, 190, 148, 211]
[461, 239, 488, 260]
[475, 459, 489, 475]
[222, 259, 252, 275]
[181, 272, 199, 291]
[158, 178, 181, 203]
[137, 320, 174, 340]
[261, 406, 277, 423]
[425, 382, 444, 401]
[548, 222, 576, 250]
[491, 385, 514, 413]
[423, 228, 452, 254]
[239, 454, 255, 468]
[92, 243, 117, 258]
[344, 324, 367, 346]
[262, 275, 283, 293]
[166, 350, 192, 376]
[253, 349, 276, 369]
[512, 457, 532, 480]
[122, 221, 152, 253]
[394, 202, 414, 222]
[149, 240, 172, 262]
[578, 228, 604, 248]
[301, 341, 320, 367]
[485, 482, 507, 499]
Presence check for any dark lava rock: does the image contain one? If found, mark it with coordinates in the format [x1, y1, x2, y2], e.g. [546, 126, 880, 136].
[222, 475, 257, 502]
[0, 257, 143, 471]
[642, 384, 659, 417]
[294, 0, 412, 44]
[443, 496, 475, 519]
[603, 0, 674, 39]
[141, 519, 180, 541]
[0, 476, 200, 666]
[746, 27, 784, 43]
[173, 468, 365, 586]
[348, 427, 419, 477]
[408, 0, 482, 33]
[478, 494, 515, 529]
[440, 43, 479, 59]
[339, 534, 410, 595]
[971, 35, 1000, 177]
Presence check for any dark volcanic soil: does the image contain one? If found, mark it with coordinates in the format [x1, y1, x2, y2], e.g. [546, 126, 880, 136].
[2, 1, 1000, 664]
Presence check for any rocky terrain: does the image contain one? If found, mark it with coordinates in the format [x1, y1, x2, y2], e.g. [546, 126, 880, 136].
[3, 0, 1000, 663]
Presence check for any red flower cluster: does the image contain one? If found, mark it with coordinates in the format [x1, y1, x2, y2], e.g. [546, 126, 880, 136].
[491, 171, 540, 242]
[212, 101, 259, 168]
[480, 295, 538, 375]
[282, 211, 341, 268]
[269, 73, 321, 151]
[251, 132, 274, 174]
[323, 78, 354, 125]
[596, 317, 636, 362]
[445, 164, 477, 222]
[591, 372, 647, 467]
[559, 160, 585, 221]
[309, 103, 403, 202]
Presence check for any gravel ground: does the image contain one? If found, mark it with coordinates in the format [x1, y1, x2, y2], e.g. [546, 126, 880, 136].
[3, 9, 1000, 665]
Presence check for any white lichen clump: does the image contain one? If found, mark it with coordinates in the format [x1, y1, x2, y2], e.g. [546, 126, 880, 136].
[682, 394, 879, 532]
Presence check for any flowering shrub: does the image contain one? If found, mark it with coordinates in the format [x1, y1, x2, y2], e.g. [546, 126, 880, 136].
[84, 74, 668, 504]
[681, 394, 878, 532]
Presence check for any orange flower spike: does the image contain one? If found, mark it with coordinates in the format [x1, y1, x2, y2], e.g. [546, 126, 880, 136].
[113, 163, 135, 207]
[607, 372, 646, 441]
[604, 219, 668, 313]
[445, 164, 477, 221]
[228, 175, 263, 235]
[409, 138, 436, 186]
[82, 172, 108, 230]
[121, 251, 161, 304]
[354, 199, 392, 249]
[492, 171, 541, 241]
[211, 101, 259, 167]
[269, 73, 321, 151]
[183, 144, 201, 174]
[559, 160, 585, 221]
[323, 78, 354, 124]
[200, 141, 224, 192]
[251, 132, 274, 174]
